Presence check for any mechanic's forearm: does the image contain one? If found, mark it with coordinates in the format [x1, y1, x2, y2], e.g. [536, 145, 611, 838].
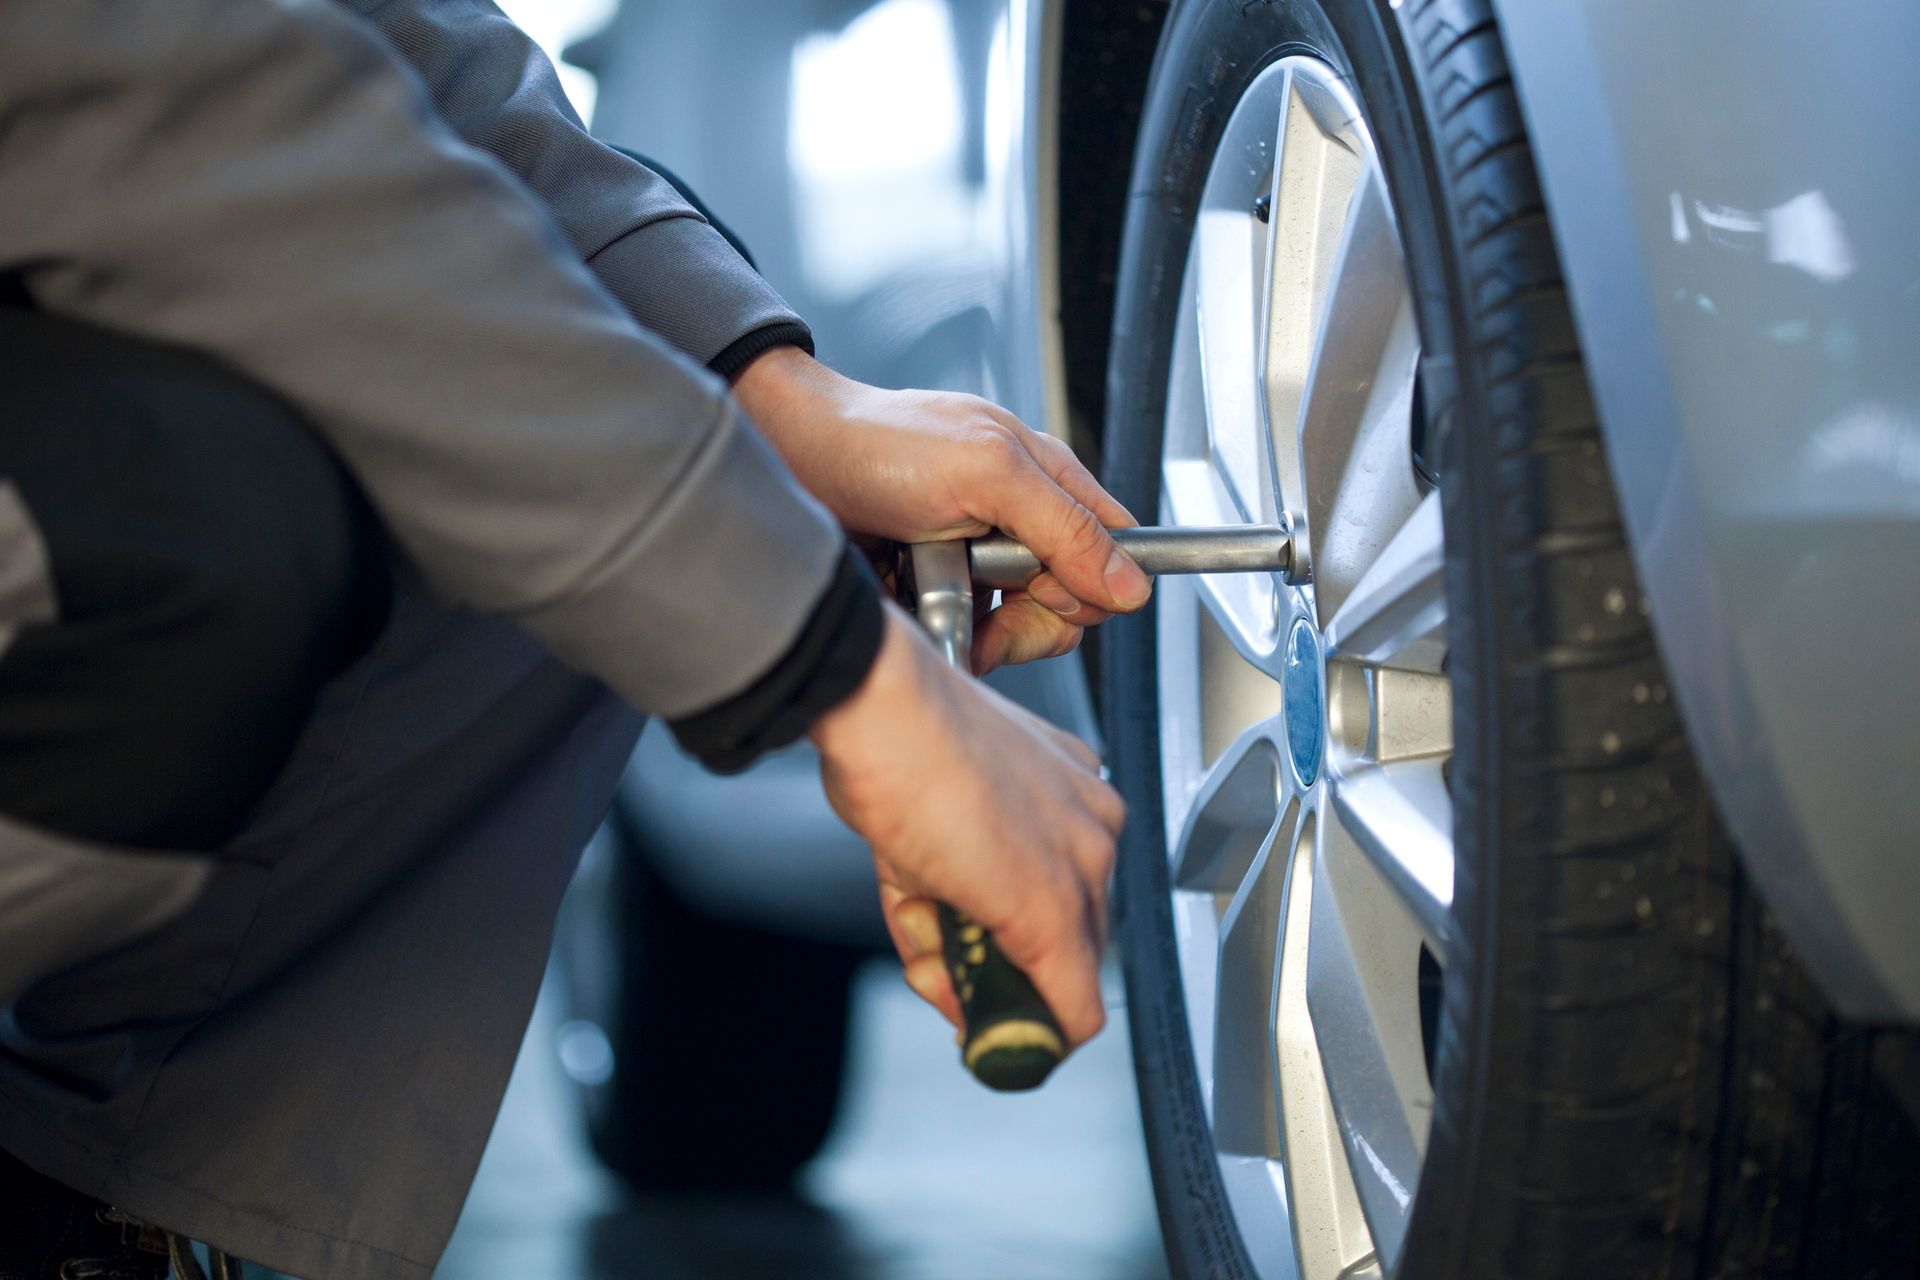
[340, 0, 808, 374]
[0, 0, 837, 721]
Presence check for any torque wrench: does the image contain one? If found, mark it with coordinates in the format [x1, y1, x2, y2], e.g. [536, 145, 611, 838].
[903, 521, 1296, 1092]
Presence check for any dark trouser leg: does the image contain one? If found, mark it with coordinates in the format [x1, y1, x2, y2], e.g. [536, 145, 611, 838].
[0, 1144, 176, 1280]
[0, 307, 387, 849]
[0, 310, 641, 1279]
[0, 305, 392, 1276]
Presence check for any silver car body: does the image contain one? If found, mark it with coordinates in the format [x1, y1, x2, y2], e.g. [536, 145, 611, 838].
[587, 0, 1919, 1014]
[1494, 0, 1920, 1017]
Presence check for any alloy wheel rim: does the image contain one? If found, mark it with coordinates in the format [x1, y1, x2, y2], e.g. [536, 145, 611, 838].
[1154, 55, 1452, 1280]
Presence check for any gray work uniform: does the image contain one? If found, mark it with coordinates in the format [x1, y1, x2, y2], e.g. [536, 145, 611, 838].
[0, 1, 844, 1275]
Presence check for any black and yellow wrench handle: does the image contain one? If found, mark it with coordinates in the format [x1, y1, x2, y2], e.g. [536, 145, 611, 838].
[905, 538, 1066, 1092]
[938, 904, 1065, 1091]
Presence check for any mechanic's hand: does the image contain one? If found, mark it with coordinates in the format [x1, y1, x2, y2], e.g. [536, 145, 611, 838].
[734, 345, 1151, 674]
[808, 604, 1124, 1050]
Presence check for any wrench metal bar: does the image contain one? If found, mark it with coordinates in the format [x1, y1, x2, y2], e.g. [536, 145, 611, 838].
[907, 539, 975, 669]
[968, 524, 1294, 590]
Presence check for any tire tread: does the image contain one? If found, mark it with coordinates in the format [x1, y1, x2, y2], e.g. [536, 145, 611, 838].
[1397, 1, 1920, 1277]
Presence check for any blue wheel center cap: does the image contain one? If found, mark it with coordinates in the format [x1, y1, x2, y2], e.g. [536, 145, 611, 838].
[1282, 619, 1324, 786]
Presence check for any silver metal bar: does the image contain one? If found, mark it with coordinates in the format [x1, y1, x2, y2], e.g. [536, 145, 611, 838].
[967, 523, 1295, 590]
[908, 539, 975, 670]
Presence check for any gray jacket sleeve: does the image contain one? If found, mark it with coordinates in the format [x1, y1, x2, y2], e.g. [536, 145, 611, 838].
[0, 0, 844, 720]
[338, 0, 806, 371]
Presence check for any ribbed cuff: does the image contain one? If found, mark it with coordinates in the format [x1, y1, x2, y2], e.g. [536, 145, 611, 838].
[668, 544, 884, 773]
[711, 323, 815, 383]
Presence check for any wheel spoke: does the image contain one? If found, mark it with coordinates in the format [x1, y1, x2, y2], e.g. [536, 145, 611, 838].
[1262, 71, 1367, 521]
[1170, 725, 1285, 895]
[1322, 490, 1447, 672]
[1308, 803, 1436, 1273]
[1292, 163, 1423, 623]
[1165, 60, 1294, 532]
[1162, 256, 1253, 535]
[1274, 804, 1379, 1280]
[1195, 559, 1285, 679]
[1158, 575, 1287, 848]
[1211, 796, 1299, 1158]
[1191, 205, 1270, 524]
[1166, 717, 1287, 1127]
[1328, 759, 1454, 960]
[1155, 574, 1210, 845]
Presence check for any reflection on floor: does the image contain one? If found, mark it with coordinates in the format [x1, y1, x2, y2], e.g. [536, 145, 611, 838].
[432, 961, 1172, 1279]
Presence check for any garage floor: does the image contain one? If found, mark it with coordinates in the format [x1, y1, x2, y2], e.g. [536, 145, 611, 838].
[431, 961, 1172, 1279]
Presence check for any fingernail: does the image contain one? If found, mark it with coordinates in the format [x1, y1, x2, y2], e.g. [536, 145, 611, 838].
[896, 902, 940, 953]
[1105, 548, 1152, 608]
[904, 955, 946, 1005]
[1027, 579, 1080, 616]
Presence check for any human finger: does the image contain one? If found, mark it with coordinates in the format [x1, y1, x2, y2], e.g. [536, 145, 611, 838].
[904, 952, 963, 1030]
[969, 439, 1151, 615]
[874, 853, 936, 903]
[972, 595, 1085, 675]
[1076, 770, 1127, 838]
[879, 884, 939, 958]
[880, 889, 963, 1028]
[1014, 424, 1140, 533]
[985, 870, 1107, 1048]
[1021, 571, 1114, 626]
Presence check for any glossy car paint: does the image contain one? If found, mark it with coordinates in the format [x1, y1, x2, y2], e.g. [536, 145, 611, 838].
[586, 0, 1087, 938]
[1491, 0, 1920, 1016]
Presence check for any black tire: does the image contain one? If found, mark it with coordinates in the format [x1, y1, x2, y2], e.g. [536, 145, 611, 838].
[1100, 2, 1920, 1277]
[554, 808, 863, 1194]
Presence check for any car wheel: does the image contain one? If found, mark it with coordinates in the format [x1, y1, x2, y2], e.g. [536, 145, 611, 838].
[1099, 1, 1920, 1277]
[553, 808, 863, 1193]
